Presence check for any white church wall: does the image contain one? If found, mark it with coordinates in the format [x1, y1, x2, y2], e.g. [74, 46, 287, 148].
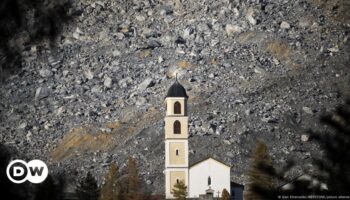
[188, 158, 230, 198]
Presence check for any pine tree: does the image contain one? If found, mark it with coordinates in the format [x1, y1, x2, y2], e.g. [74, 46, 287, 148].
[276, 100, 350, 196]
[253, 100, 350, 198]
[99, 163, 121, 200]
[34, 175, 56, 200]
[126, 157, 141, 200]
[221, 188, 230, 200]
[308, 100, 350, 194]
[171, 180, 187, 200]
[76, 172, 99, 200]
[244, 141, 276, 200]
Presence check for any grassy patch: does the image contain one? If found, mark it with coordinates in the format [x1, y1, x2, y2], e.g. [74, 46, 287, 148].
[209, 58, 218, 65]
[138, 49, 152, 58]
[292, 63, 301, 72]
[51, 127, 114, 161]
[312, 0, 350, 24]
[106, 120, 121, 130]
[178, 60, 190, 69]
[267, 41, 291, 61]
[50, 106, 162, 162]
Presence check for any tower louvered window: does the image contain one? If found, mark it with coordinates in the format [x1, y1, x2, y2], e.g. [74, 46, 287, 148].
[174, 101, 181, 114]
[174, 120, 181, 134]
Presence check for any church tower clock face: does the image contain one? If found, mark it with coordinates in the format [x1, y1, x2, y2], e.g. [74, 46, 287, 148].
[164, 79, 189, 199]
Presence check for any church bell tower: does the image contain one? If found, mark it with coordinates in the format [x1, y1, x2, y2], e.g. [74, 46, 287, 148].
[164, 79, 189, 199]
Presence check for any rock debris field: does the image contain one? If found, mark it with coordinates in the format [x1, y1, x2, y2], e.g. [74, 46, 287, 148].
[0, 0, 349, 193]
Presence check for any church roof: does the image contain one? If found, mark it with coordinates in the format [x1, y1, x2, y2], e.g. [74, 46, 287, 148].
[189, 156, 231, 168]
[166, 79, 188, 98]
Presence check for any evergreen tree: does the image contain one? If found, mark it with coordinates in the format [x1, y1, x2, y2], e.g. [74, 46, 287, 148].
[99, 163, 121, 200]
[245, 101, 350, 199]
[221, 188, 230, 200]
[76, 172, 99, 200]
[126, 157, 141, 200]
[308, 100, 350, 194]
[34, 175, 57, 200]
[171, 180, 187, 200]
[244, 141, 276, 200]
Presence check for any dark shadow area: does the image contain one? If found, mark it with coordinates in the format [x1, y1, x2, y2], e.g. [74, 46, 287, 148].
[245, 100, 350, 200]
[0, 143, 30, 200]
[0, 0, 76, 82]
[0, 143, 67, 200]
[76, 172, 100, 200]
[33, 173, 66, 200]
[308, 99, 350, 194]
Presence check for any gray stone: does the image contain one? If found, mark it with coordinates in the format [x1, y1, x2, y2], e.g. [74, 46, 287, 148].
[302, 107, 313, 114]
[62, 70, 69, 77]
[245, 109, 252, 116]
[226, 151, 235, 158]
[35, 87, 50, 100]
[73, 27, 83, 40]
[216, 125, 224, 135]
[225, 24, 242, 35]
[39, 69, 53, 77]
[104, 76, 112, 88]
[112, 50, 121, 57]
[148, 39, 162, 48]
[18, 122, 27, 129]
[138, 78, 155, 91]
[301, 134, 309, 142]
[280, 21, 291, 29]
[84, 69, 94, 80]
[223, 139, 231, 145]
[118, 77, 133, 88]
[136, 97, 147, 106]
[246, 8, 257, 25]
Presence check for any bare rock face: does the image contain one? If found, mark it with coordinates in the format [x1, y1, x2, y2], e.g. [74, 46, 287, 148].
[0, 0, 349, 194]
[103, 76, 112, 88]
[280, 21, 291, 29]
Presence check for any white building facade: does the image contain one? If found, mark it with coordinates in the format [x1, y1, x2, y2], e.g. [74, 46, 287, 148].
[189, 157, 231, 198]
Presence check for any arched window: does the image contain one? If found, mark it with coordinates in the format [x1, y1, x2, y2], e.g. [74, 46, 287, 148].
[176, 149, 179, 156]
[174, 120, 181, 134]
[208, 176, 211, 186]
[176, 178, 179, 184]
[174, 101, 181, 114]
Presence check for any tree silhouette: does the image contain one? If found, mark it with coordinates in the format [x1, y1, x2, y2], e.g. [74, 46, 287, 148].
[277, 100, 350, 196]
[0, 143, 30, 200]
[0, 0, 76, 81]
[244, 141, 276, 200]
[99, 163, 121, 200]
[76, 172, 99, 200]
[33, 174, 65, 200]
[248, 100, 350, 199]
[171, 180, 187, 200]
[308, 99, 350, 194]
[126, 157, 141, 200]
[221, 188, 230, 200]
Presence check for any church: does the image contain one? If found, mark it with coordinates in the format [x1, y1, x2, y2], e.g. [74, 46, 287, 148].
[164, 79, 244, 199]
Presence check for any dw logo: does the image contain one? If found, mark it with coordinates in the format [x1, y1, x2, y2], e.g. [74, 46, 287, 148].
[6, 159, 49, 184]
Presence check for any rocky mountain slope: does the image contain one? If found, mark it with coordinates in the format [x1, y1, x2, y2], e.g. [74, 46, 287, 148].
[0, 0, 349, 194]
